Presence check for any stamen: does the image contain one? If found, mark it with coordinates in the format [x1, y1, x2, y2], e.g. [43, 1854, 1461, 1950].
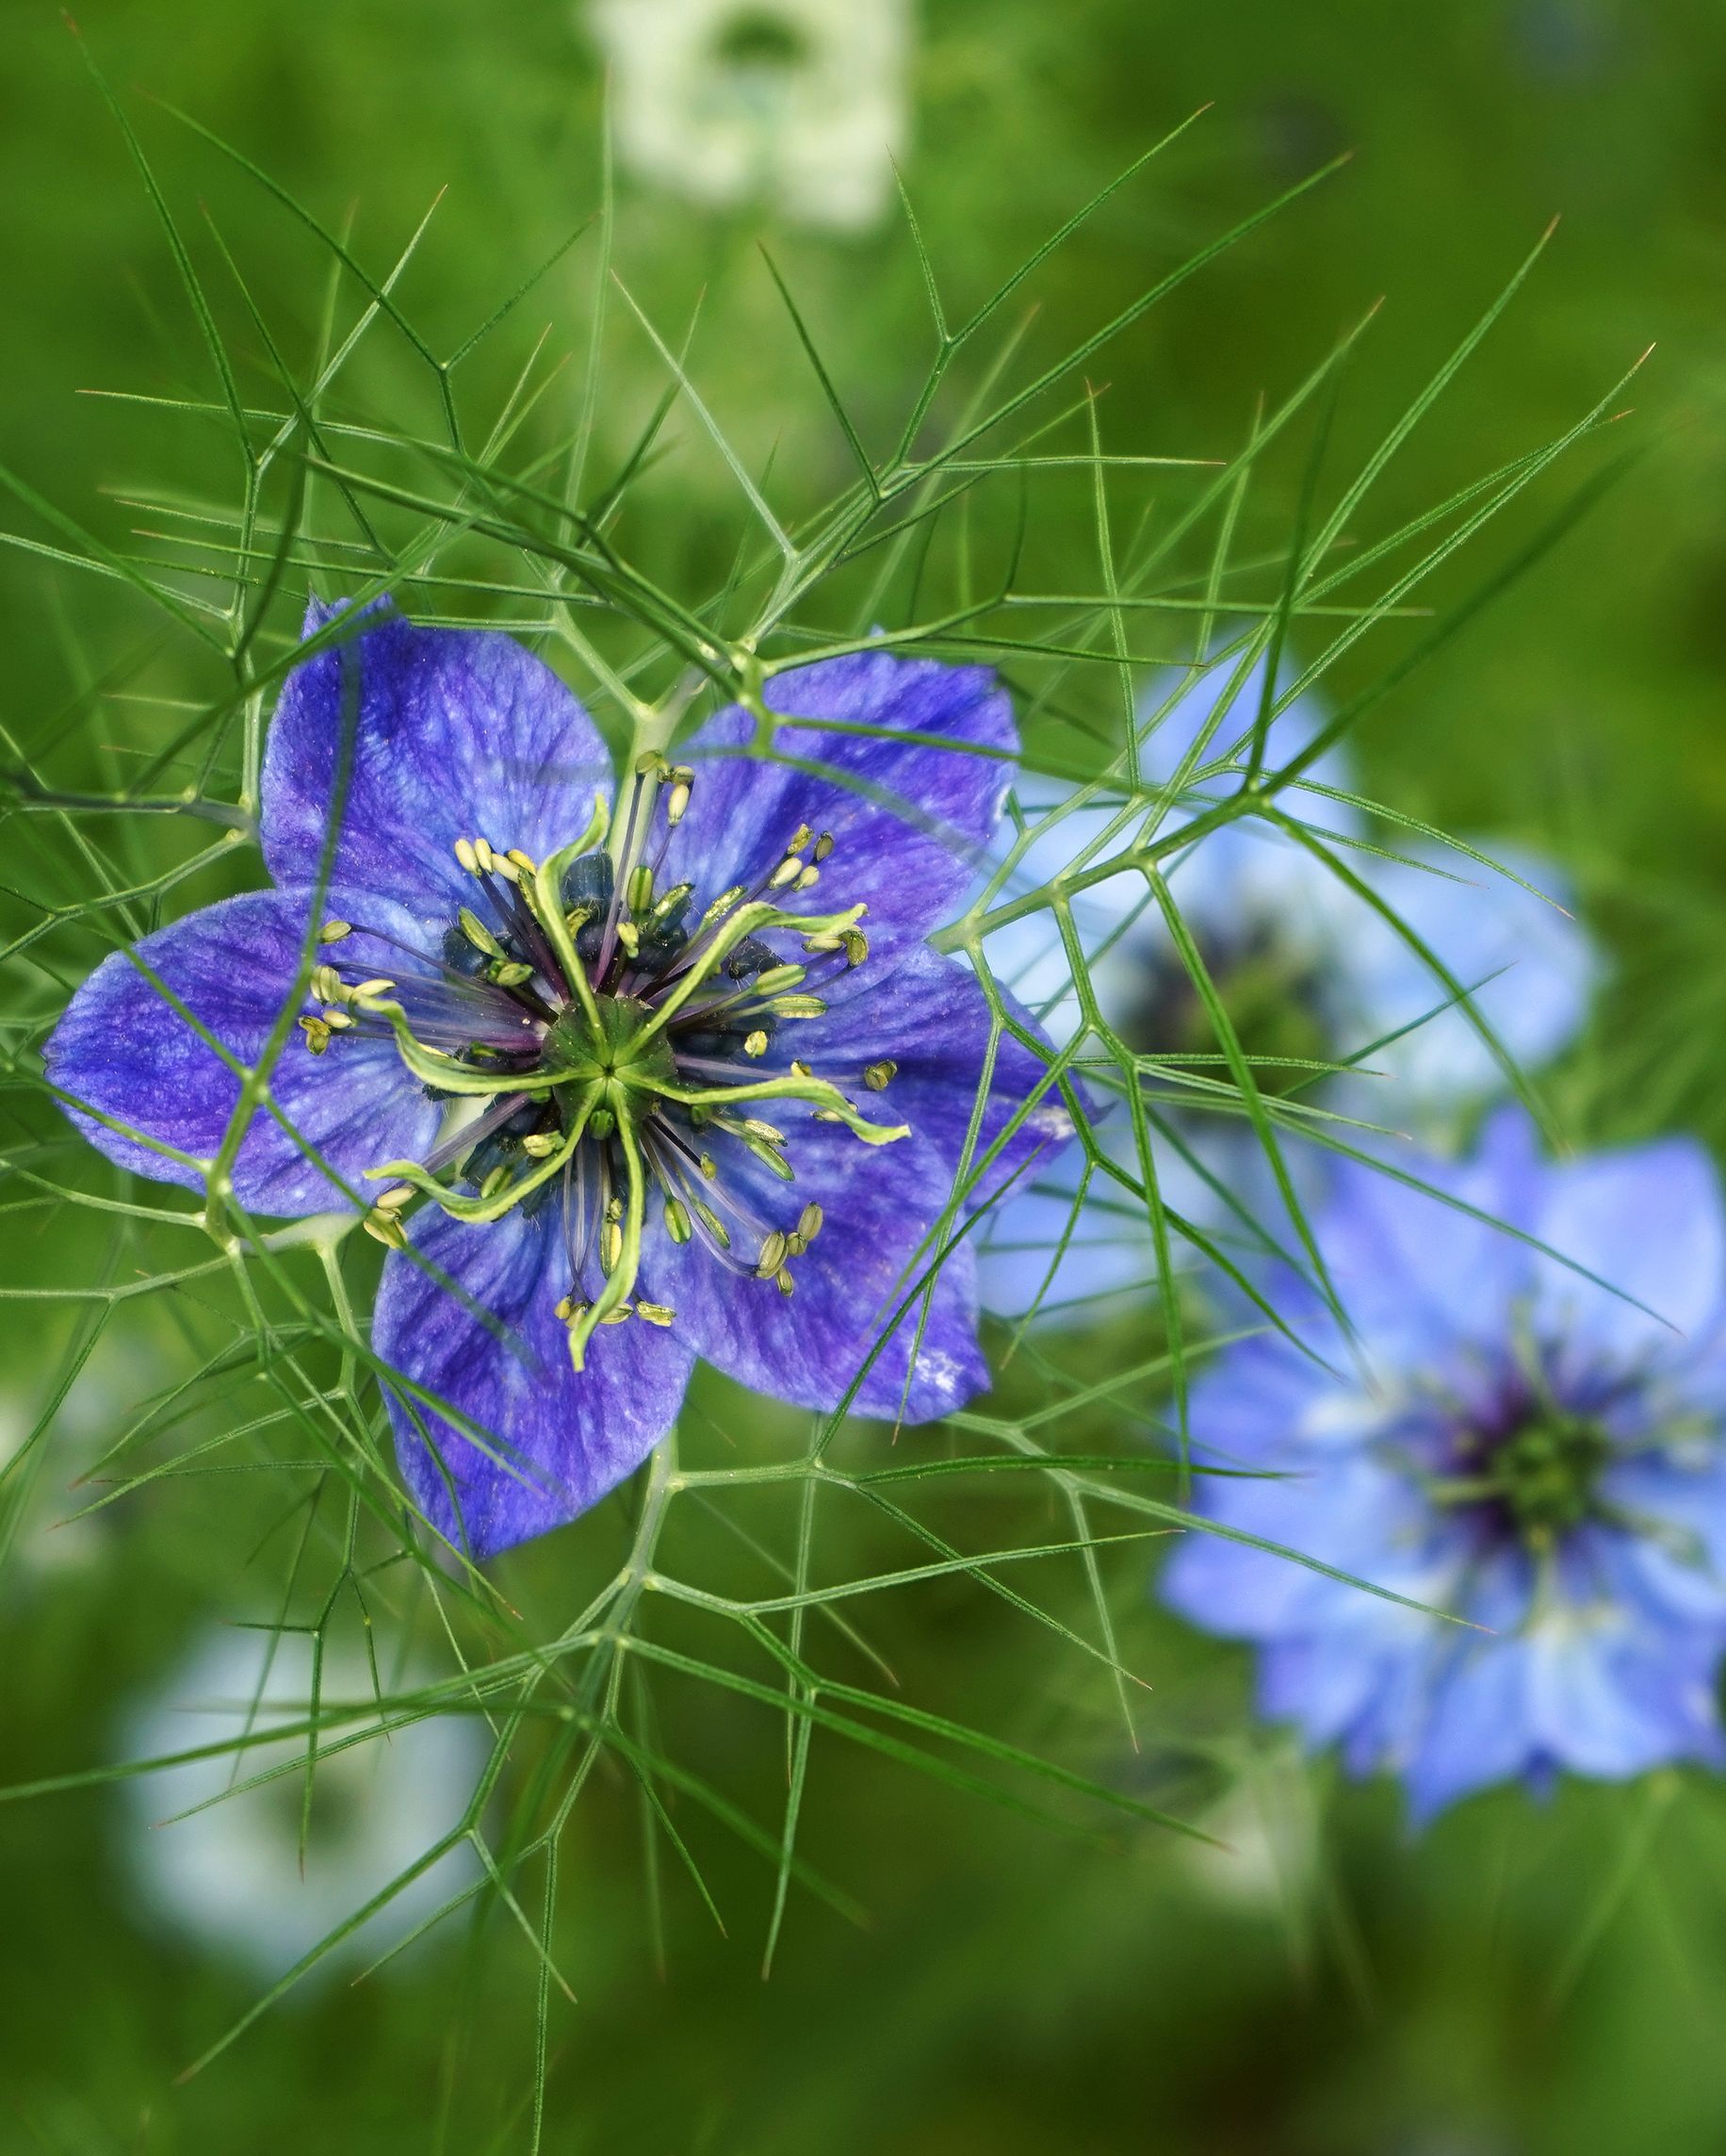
[458, 908, 504, 960]
[319, 920, 353, 944]
[864, 1060, 898, 1091]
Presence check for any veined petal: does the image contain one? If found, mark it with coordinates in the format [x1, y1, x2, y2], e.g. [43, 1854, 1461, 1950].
[663, 652, 1017, 962]
[637, 1115, 987, 1424]
[261, 600, 613, 923]
[377, 1205, 694, 1561]
[44, 889, 441, 1217]
[783, 945, 1067, 1197]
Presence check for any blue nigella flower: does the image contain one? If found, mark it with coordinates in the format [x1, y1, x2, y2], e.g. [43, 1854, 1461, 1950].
[976, 652, 1599, 1318]
[47, 604, 1057, 1559]
[1161, 1109, 1726, 1822]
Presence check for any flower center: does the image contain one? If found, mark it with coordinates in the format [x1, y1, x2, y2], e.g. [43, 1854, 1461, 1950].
[1436, 1408, 1612, 1550]
[712, 10, 810, 73]
[1126, 928, 1331, 1099]
[298, 758, 908, 1371]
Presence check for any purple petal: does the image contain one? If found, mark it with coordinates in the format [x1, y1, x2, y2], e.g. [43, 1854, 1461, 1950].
[638, 1115, 987, 1423]
[261, 602, 613, 923]
[376, 1205, 694, 1560]
[44, 890, 441, 1217]
[663, 652, 1016, 962]
[784, 946, 1067, 1198]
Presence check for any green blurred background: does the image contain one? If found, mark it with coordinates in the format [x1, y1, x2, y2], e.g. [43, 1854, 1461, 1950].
[5, 0, 1726, 2148]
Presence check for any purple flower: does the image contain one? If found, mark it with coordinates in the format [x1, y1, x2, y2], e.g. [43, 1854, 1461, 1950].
[47, 604, 1056, 1559]
[1161, 1110, 1726, 1821]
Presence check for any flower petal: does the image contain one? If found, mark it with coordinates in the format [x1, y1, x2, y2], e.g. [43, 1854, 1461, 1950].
[638, 1114, 987, 1424]
[44, 890, 441, 1216]
[976, 1137, 1163, 1317]
[376, 1205, 694, 1561]
[786, 945, 1065, 1191]
[261, 601, 612, 923]
[663, 652, 1016, 961]
[1531, 1135, 1726, 1363]
[1336, 840, 1598, 1119]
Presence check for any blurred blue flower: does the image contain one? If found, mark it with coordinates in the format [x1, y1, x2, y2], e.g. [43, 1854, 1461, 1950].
[119, 1629, 484, 1982]
[975, 652, 1598, 1318]
[1161, 1110, 1726, 1822]
[48, 606, 1054, 1559]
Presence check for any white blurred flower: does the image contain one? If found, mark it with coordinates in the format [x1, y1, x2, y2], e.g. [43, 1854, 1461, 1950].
[0, 1333, 162, 1583]
[119, 1627, 487, 1982]
[588, 0, 912, 232]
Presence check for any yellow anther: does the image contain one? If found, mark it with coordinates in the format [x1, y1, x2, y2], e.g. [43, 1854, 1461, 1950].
[636, 1301, 676, 1329]
[473, 838, 497, 874]
[796, 864, 821, 891]
[756, 1231, 789, 1278]
[351, 977, 396, 998]
[863, 1060, 898, 1091]
[743, 1030, 769, 1058]
[797, 1201, 824, 1242]
[598, 1303, 634, 1326]
[664, 1199, 692, 1244]
[812, 832, 835, 862]
[521, 1132, 560, 1158]
[616, 922, 641, 957]
[363, 1209, 407, 1250]
[454, 837, 480, 874]
[318, 920, 352, 943]
[310, 965, 343, 1004]
[374, 1184, 415, 1213]
[298, 1016, 331, 1055]
[323, 1010, 353, 1032]
[770, 856, 804, 890]
[507, 848, 537, 874]
[774, 1267, 795, 1297]
[841, 930, 869, 967]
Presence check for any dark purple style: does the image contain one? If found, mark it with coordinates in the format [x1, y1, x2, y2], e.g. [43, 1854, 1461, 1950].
[48, 604, 1060, 1558]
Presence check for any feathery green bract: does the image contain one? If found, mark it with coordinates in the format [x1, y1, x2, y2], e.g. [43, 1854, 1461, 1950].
[0, 70, 1632, 2140]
